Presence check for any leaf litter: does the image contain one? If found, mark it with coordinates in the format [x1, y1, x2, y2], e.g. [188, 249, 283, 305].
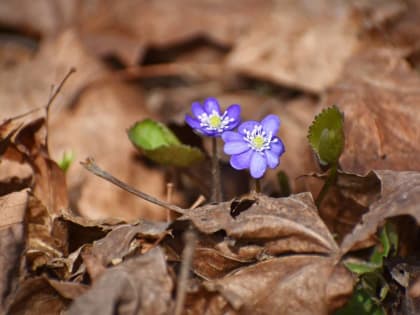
[1, 0, 420, 314]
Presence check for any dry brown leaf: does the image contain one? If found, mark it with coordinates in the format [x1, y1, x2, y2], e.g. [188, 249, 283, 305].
[305, 170, 381, 243]
[78, 221, 169, 281]
[14, 118, 69, 216]
[181, 193, 338, 257]
[0, 191, 27, 313]
[6, 277, 71, 315]
[341, 170, 420, 254]
[66, 247, 173, 315]
[0, 29, 106, 118]
[0, 0, 273, 65]
[25, 195, 68, 272]
[192, 246, 248, 280]
[203, 255, 353, 315]
[323, 51, 420, 174]
[49, 81, 178, 221]
[0, 189, 28, 229]
[227, 0, 362, 92]
[172, 194, 354, 314]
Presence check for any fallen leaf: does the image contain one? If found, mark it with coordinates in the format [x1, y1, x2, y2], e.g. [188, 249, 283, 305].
[341, 170, 420, 254]
[323, 51, 420, 174]
[203, 255, 353, 315]
[0, 29, 106, 118]
[172, 193, 353, 314]
[66, 247, 173, 315]
[227, 0, 362, 92]
[6, 277, 71, 315]
[0, 0, 273, 65]
[79, 221, 168, 280]
[49, 81, 179, 221]
[11, 117, 69, 222]
[0, 191, 27, 313]
[25, 195, 68, 272]
[181, 193, 338, 257]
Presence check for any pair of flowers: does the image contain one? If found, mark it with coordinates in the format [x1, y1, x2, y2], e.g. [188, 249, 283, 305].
[185, 97, 285, 179]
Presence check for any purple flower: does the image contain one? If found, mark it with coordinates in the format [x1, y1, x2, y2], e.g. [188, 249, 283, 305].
[222, 115, 285, 179]
[185, 97, 241, 137]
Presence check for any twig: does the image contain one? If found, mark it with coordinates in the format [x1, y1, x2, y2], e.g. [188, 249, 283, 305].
[45, 68, 76, 152]
[190, 195, 206, 209]
[81, 158, 185, 214]
[1, 106, 44, 123]
[166, 182, 176, 222]
[174, 227, 197, 315]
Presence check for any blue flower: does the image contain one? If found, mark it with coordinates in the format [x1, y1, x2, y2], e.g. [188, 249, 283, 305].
[185, 97, 241, 137]
[222, 115, 285, 179]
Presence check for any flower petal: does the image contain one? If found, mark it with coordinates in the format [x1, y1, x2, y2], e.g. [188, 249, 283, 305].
[225, 104, 241, 128]
[203, 97, 221, 115]
[261, 114, 280, 135]
[270, 138, 285, 155]
[250, 152, 267, 179]
[224, 141, 249, 155]
[265, 149, 280, 168]
[238, 121, 260, 136]
[185, 115, 202, 130]
[230, 149, 253, 170]
[202, 130, 218, 137]
[222, 131, 243, 142]
[191, 102, 205, 118]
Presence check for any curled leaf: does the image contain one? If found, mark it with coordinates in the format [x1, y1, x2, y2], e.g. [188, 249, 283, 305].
[128, 119, 204, 167]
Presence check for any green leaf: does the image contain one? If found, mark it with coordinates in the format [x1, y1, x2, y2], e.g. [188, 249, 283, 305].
[128, 119, 204, 167]
[344, 261, 381, 275]
[143, 144, 204, 167]
[370, 222, 398, 265]
[57, 150, 75, 173]
[307, 105, 344, 165]
[334, 287, 385, 315]
[128, 119, 180, 150]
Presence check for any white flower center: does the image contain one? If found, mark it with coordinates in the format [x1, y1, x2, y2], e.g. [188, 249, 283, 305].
[198, 110, 234, 132]
[244, 125, 277, 153]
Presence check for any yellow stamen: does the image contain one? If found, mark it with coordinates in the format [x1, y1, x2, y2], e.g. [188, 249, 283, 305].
[209, 115, 221, 128]
[252, 135, 265, 149]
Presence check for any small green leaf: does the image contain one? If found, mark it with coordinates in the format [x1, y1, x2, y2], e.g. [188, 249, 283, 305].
[143, 144, 204, 167]
[370, 222, 398, 265]
[128, 119, 180, 150]
[335, 287, 385, 315]
[128, 119, 204, 167]
[344, 261, 381, 275]
[307, 106, 344, 165]
[57, 150, 75, 173]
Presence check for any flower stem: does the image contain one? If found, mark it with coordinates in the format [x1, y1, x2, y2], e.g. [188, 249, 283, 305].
[252, 178, 261, 193]
[211, 137, 222, 202]
[315, 163, 338, 208]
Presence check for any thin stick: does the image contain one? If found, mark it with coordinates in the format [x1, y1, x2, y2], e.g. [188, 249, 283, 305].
[1, 106, 44, 123]
[81, 158, 185, 214]
[174, 227, 197, 315]
[190, 195, 206, 209]
[45, 68, 76, 152]
[166, 182, 175, 222]
[211, 137, 222, 202]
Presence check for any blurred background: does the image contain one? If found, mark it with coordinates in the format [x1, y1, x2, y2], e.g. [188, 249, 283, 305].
[1, 0, 419, 224]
